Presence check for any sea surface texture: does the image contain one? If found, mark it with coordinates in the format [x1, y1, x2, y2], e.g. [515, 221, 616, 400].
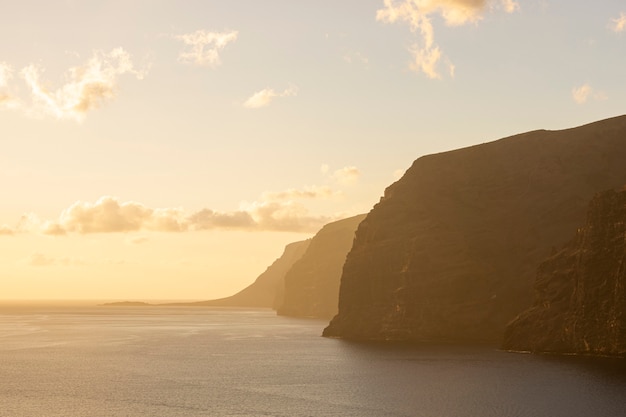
[1, 305, 625, 417]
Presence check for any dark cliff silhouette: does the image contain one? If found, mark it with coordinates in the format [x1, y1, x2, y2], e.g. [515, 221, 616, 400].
[277, 214, 366, 319]
[324, 115, 626, 343]
[503, 189, 626, 357]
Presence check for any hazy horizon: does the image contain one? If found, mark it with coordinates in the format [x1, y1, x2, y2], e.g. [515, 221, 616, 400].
[2, 1, 626, 300]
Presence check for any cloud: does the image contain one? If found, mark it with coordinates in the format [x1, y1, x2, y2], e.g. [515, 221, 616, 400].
[239, 200, 331, 232]
[25, 252, 84, 267]
[0, 225, 15, 236]
[0, 62, 19, 108]
[571, 84, 607, 104]
[610, 12, 626, 33]
[27, 253, 56, 267]
[393, 168, 406, 180]
[321, 165, 361, 186]
[262, 185, 339, 201]
[501, 0, 520, 13]
[187, 209, 256, 230]
[331, 166, 361, 185]
[243, 84, 298, 109]
[343, 51, 369, 65]
[127, 236, 149, 245]
[175, 30, 238, 67]
[29, 184, 344, 235]
[20, 48, 145, 121]
[43, 196, 187, 235]
[0, 49, 146, 121]
[376, 0, 519, 78]
[0, 62, 12, 88]
[0, 213, 45, 236]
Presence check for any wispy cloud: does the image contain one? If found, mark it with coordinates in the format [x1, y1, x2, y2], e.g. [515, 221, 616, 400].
[262, 185, 339, 201]
[392, 168, 406, 180]
[243, 84, 298, 109]
[27, 253, 57, 267]
[376, 0, 519, 79]
[25, 252, 85, 267]
[0, 62, 18, 108]
[0, 48, 146, 121]
[571, 83, 607, 104]
[0, 224, 15, 236]
[343, 51, 369, 65]
[175, 30, 238, 67]
[609, 12, 626, 33]
[0, 62, 12, 90]
[331, 166, 361, 185]
[321, 164, 361, 186]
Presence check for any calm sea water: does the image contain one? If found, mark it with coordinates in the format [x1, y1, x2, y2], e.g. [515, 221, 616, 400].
[0, 305, 625, 417]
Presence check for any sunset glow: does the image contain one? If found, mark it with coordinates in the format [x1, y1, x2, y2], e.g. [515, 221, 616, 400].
[1, 0, 625, 300]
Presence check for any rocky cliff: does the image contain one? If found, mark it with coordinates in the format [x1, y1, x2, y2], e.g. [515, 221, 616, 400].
[503, 189, 626, 356]
[324, 115, 626, 342]
[277, 214, 366, 319]
[186, 240, 310, 308]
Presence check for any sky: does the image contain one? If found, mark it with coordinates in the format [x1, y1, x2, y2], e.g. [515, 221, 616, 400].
[1, 0, 625, 301]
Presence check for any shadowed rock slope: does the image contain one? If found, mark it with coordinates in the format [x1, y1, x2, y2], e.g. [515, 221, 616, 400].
[185, 240, 310, 308]
[324, 115, 626, 343]
[278, 214, 366, 319]
[503, 189, 626, 357]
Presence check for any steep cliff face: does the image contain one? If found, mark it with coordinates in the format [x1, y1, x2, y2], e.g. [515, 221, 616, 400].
[503, 189, 626, 356]
[277, 214, 366, 319]
[324, 115, 626, 342]
[189, 240, 310, 308]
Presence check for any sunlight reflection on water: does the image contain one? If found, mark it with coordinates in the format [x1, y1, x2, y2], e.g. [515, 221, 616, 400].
[0, 305, 625, 417]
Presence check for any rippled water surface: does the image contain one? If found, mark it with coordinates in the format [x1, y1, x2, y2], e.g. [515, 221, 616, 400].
[1, 305, 625, 417]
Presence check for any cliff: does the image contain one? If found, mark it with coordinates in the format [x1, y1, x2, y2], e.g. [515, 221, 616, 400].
[186, 240, 310, 308]
[324, 115, 626, 342]
[503, 189, 626, 356]
[277, 214, 366, 319]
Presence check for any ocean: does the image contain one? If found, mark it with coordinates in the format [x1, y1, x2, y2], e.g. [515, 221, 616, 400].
[0, 305, 625, 417]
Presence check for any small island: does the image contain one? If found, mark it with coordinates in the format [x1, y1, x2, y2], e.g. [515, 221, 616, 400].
[100, 301, 153, 307]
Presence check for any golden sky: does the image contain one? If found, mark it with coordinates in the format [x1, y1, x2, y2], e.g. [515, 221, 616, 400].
[1, 1, 625, 300]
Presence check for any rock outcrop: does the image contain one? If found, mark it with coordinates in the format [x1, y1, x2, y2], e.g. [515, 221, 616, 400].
[503, 189, 626, 356]
[186, 240, 310, 308]
[324, 115, 626, 342]
[277, 214, 366, 319]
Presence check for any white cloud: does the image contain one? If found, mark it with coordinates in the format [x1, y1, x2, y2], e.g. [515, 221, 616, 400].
[6, 48, 146, 121]
[44, 196, 187, 235]
[343, 51, 369, 65]
[393, 168, 406, 180]
[187, 209, 256, 230]
[0, 224, 15, 236]
[262, 185, 339, 201]
[27, 253, 56, 267]
[243, 84, 298, 109]
[500, 0, 520, 13]
[571, 84, 607, 104]
[376, 0, 519, 78]
[239, 200, 331, 232]
[0, 62, 19, 108]
[25, 252, 84, 267]
[321, 165, 361, 186]
[175, 30, 238, 67]
[0, 62, 12, 88]
[331, 166, 361, 186]
[610, 12, 626, 33]
[26, 184, 345, 235]
[127, 236, 149, 245]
